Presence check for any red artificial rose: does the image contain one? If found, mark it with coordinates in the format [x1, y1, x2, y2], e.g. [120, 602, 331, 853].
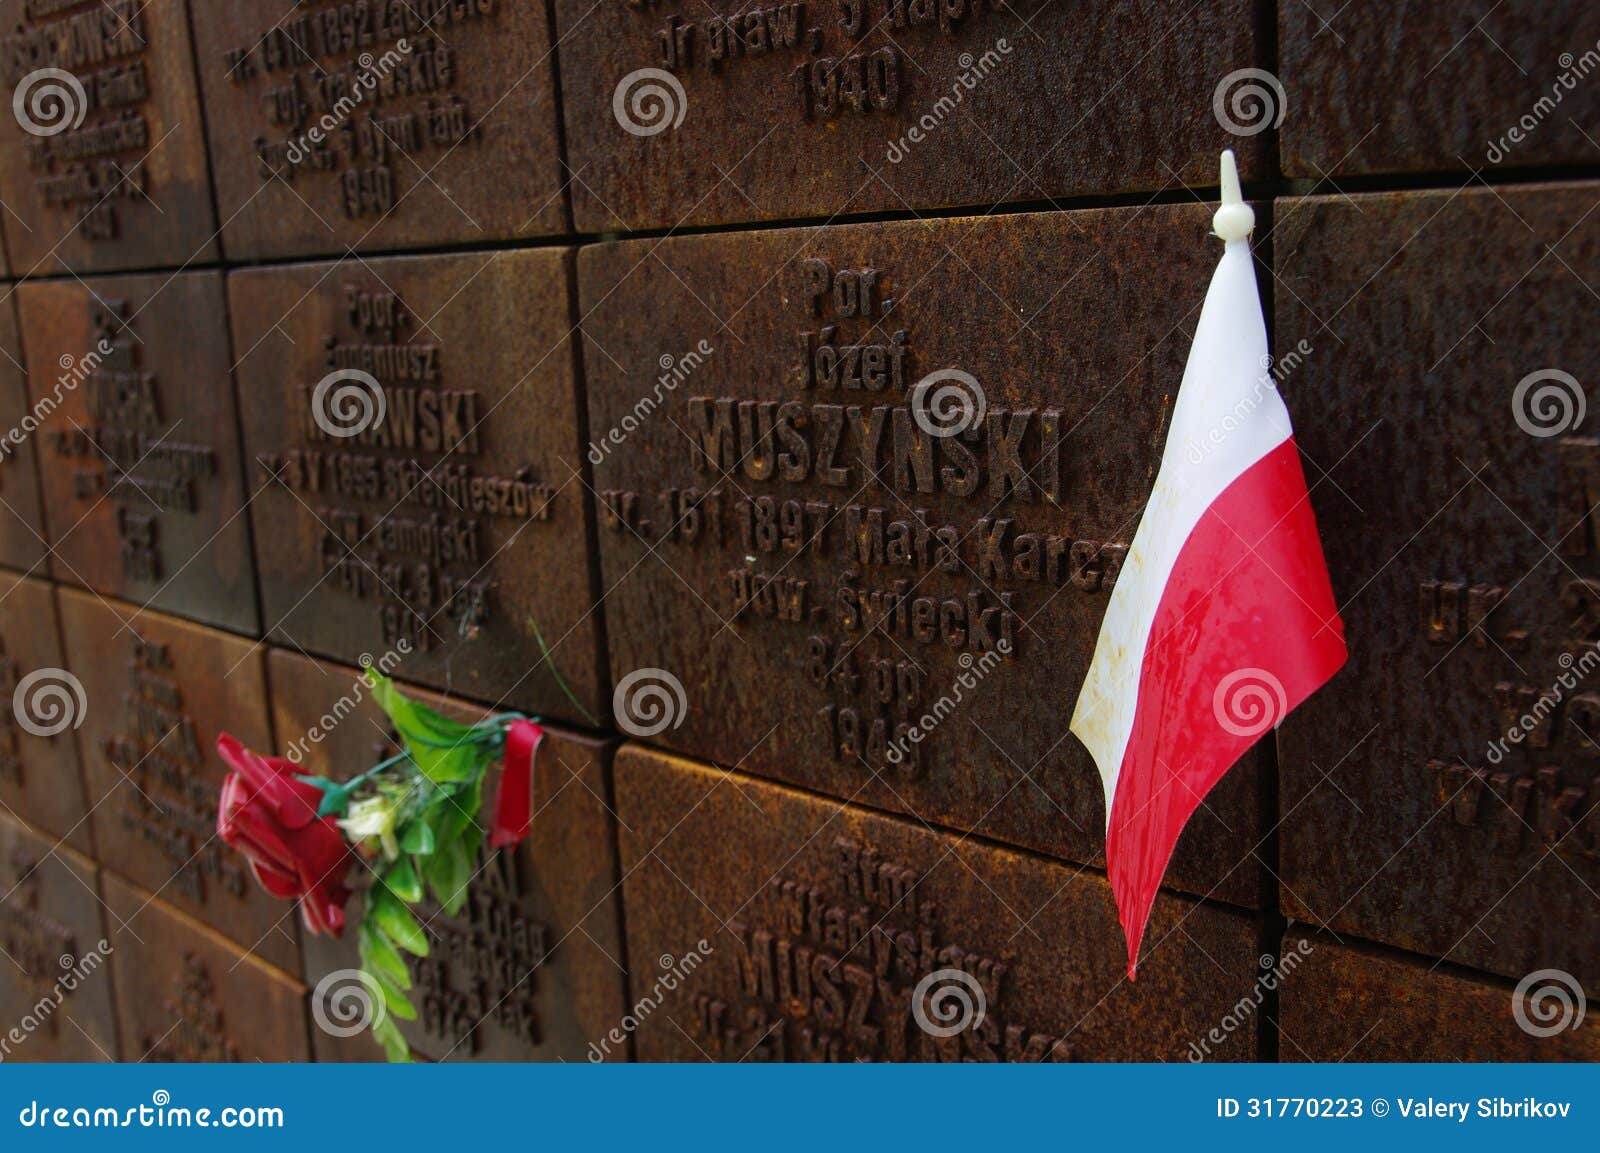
[215, 733, 354, 936]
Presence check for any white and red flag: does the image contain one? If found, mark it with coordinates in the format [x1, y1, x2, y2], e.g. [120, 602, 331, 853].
[1070, 151, 1346, 978]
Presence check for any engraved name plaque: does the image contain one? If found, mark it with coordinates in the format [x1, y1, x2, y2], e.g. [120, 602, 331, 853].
[59, 590, 298, 974]
[615, 745, 1261, 1061]
[0, 0, 218, 273]
[231, 249, 604, 724]
[193, 0, 568, 259]
[18, 272, 258, 634]
[582, 207, 1260, 902]
[556, 0, 1262, 231]
[104, 874, 310, 1062]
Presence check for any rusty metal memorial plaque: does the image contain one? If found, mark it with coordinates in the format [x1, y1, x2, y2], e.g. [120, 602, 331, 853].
[557, 0, 1263, 232]
[1274, 185, 1600, 990]
[231, 249, 605, 725]
[614, 745, 1260, 1061]
[57, 589, 301, 974]
[1281, 2, 1600, 180]
[1277, 933, 1599, 1061]
[0, 293, 47, 571]
[192, 1, 567, 260]
[581, 207, 1260, 903]
[272, 650, 627, 1062]
[0, 0, 218, 274]
[0, 814, 117, 1062]
[18, 272, 258, 634]
[104, 873, 311, 1062]
[0, 572, 89, 852]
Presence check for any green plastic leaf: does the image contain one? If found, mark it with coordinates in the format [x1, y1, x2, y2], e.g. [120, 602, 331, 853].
[371, 1012, 411, 1063]
[399, 821, 435, 856]
[372, 969, 417, 1022]
[368, 887, 429, 957]
[359, 926, 412, 991]
[295, 775, 354, 818]
[367, 673, 489, 784]
[382, 857, 423, 904]
[425, 840, 471, 916]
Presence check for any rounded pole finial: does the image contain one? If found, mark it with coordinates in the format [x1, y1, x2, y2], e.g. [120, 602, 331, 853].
[1212, 149, 1255, 242]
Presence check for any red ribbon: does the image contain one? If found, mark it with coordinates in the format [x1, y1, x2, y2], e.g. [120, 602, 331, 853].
[489, 719, 543, 849]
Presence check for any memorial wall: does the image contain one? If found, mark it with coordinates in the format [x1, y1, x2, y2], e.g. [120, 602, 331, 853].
[0, 0, 1594, 1062]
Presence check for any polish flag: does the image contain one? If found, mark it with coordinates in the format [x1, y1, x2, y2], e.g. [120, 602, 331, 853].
[1070, 152, 1346, 978]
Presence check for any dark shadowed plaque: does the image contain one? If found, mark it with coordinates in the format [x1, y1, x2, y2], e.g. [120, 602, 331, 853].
[104, 873, 310, 1062]
[1277, 932, 1599, 1061]
[231, 249, 605, 725]
[556, 0, 1262, 232]
[0, 293, 47, 571]
[0, 0, 218, 274]
[271, 649, 627, 1062]
[0, 815, 117, 1062]
[1282, 2, 1600, 180]
[18, 272, 258, 635]
[614, 745, 1260, 1061]
[57, 589, 301, 974]
[580, 206, 1260, 904]
[192, 1, 567, 260]
[1274, 185, 1600, 991]
[0, 572, 90, 853]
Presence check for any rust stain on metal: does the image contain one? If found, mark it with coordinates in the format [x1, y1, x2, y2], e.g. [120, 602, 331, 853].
[1274, 185, 1600, 991]
[1282, 2, 1600, 179]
